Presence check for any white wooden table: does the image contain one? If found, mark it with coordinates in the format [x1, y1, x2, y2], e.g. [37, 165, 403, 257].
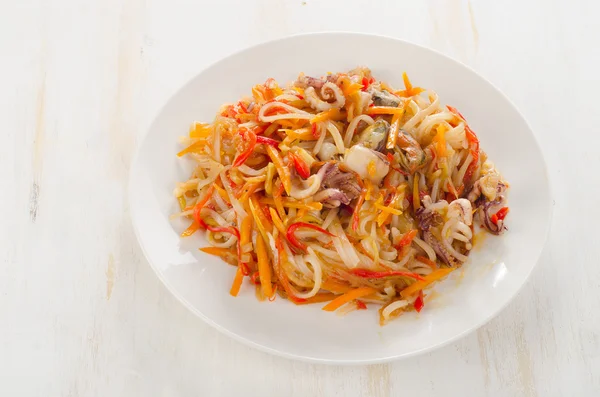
[2, 0, 598, 395]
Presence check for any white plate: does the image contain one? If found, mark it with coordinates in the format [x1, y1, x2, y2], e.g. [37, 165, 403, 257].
[129, 32, 552, 364]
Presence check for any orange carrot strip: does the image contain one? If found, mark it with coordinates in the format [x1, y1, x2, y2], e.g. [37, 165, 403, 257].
[212, 182, 230, 203]
[266, 145, 291, 195]
[294, 293, 337, 305]
[199, 247, 237, 257]
[321, 279, 353, 294]
[322, 287, 377, 312]
[181, 221, 200, 237]
[256, 232, 273, 298]
[189, 122, 212, 138]
[310, 108, 345, 124]
[177, 140, 207, 157]
[400, 268, 454, 298]
[415, 255, 437, 269]
[367, 106, 407, 115]
[230, 266, 244, 296]
[412, 173, 420, 209]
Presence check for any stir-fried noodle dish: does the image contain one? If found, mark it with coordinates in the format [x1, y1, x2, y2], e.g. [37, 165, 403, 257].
[172, 67, 509, 324]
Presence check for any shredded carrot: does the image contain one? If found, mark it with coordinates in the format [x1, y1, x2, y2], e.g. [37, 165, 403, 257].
[433, 124, 447, 157]
[238, 181, 262, 203]
[249, 195, 272, 243]
[239, 215, 253, 247]
[200, 246, 237, 257]
[415, 255, 438, 269]
[400, 268, 454, 298]
[189, 122, 212, 138]
[266, 145, 291, 195]
[310, 108, 345, 124]
[368, 106, 407, 115]
[396, 72, 425, 97]
[339, 76, 363, 96]
[322, 287, 377, 312]
[230, 266, 244, 296]
[272, 181, 286, 220]
[269, 207, 286, 235]
[212, 182, 230, 203]
[321, 279, 353, 294]
[294, 293, 337, 305]
[261, 197, 323, 211]
[412, 173, 421, 209]
[256, 233, 273, 298]
[181, 221, 200, 237]
[177, 140, 207, 157]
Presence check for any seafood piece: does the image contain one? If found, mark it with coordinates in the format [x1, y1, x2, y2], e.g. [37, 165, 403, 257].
[370, 89, 401, 107]
[396, 129, 426, 174]
[320, 162, 361, 203]
[305, 82, 345, 111]
[356, 119, 389, 152]
[343, 145, 390, 184]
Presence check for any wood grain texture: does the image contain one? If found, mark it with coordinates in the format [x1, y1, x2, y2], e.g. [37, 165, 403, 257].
[1, 0, 598, 395]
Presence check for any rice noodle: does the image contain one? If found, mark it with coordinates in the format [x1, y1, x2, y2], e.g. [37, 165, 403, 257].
[441, 219, 469, 262]
[327, 121, 346, 153]
[382, 300, 409, 321]
[402, 91, 440, 132]
[258, 101, 313, 122]
[455, 153, 473, 187]
[330, 222, 360, 268]
[322, 208, 338, 230]
[413, 237, 436, 261]
[290, 248, 323, 299]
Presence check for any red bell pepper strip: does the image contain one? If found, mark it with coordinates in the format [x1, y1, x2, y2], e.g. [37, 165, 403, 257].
[237, 101, 248, 113]
[288, 152, 310, 179]
[286, 222, 334, 251]
[256, 135, 280, 148]
[395, 229, 418, 250]
[491, 207, 510, 225]
[414, 290, 424, 312]
[361, 76, 375, 91]
[349, 268, 424, 281]
[356, 300, 367, 310]
[311, 123, 320, 138]
[233, 129, 257, 167]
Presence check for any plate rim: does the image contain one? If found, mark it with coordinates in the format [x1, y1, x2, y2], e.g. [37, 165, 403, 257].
[128, 31, 554, 365]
